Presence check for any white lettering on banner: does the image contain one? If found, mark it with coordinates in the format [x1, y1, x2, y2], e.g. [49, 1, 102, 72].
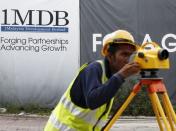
[92, 33, 176, 53]
[142, 34, 152, 44]
[93, 34, 102, 52]
[162, 34, 176, 53]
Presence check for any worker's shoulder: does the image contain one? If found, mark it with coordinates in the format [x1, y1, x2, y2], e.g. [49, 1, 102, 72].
[87, 60, 102, 68]
[84, 60, 103, 73]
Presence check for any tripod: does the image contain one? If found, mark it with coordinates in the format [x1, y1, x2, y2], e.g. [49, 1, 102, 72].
[103, 70, 176, 131]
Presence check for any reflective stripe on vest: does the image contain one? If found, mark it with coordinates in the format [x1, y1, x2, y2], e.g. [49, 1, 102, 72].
[48, 113, 75, 131]
[44, 60, 114, 131]
[60, 96, 97, 122]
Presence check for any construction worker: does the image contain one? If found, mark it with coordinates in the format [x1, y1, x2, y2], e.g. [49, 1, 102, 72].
[44, 30, 140, 131]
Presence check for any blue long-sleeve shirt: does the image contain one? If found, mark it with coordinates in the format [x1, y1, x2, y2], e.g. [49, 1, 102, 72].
[70, 59, 125, 110]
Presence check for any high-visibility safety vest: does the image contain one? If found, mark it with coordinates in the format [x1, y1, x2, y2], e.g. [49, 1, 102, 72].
[44, 60, 114, 131]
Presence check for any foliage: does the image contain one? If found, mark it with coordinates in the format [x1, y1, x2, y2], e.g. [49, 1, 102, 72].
[111, 76, 155, 116]
[0, 103, 52, 115]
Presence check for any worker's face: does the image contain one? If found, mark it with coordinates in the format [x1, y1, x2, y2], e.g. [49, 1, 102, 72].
[108, 44, 136, 73]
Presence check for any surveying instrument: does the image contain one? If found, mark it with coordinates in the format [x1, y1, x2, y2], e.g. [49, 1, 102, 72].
[102, 42, 176, 131]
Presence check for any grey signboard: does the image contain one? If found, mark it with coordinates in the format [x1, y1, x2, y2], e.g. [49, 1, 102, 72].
[80, 0, 176, 104]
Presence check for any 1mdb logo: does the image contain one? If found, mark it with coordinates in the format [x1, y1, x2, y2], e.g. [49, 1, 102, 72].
[1, 9, 69, 32]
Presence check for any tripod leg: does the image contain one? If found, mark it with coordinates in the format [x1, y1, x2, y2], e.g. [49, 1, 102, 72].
[163, 92, 176, 125]
[161, 94, 176, 131]
[103, 91, 136, 131]
[149, 93, 164, 131]
[151, 93, 171, 131]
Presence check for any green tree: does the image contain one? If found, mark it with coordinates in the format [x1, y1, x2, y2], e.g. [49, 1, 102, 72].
[111, 76, 154, 116]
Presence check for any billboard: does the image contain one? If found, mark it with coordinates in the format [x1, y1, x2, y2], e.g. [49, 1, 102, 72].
[80, 0, 176, 104]
[0, 0, 176, 107]
[0, 0, 80, 107]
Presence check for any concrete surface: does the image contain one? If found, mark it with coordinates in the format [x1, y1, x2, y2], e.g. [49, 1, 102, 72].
[0, 115, 161, 131]
[0, 114, 47, 131]
[109, 117, 159, 131]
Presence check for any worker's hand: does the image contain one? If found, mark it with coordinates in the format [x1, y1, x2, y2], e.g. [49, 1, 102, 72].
[118, 62, 140, 78]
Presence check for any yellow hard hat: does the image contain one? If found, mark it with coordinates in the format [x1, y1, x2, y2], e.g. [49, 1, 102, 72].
[101, 30, 137, 56]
